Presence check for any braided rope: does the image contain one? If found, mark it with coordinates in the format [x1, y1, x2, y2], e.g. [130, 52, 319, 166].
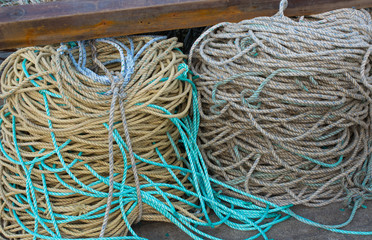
[189, 1, 372, 208]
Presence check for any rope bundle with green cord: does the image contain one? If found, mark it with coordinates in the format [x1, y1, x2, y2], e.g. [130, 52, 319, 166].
[0, 35, 295, 240]
[0, 1, 372, 240]
[0, 31, 371, 240]
[189, 0, 372, 222]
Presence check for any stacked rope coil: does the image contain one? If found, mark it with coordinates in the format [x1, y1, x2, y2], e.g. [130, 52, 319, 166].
[190, 0, 372, 209]
[0, 35, 296, 240]
[0, 36, 199, 239]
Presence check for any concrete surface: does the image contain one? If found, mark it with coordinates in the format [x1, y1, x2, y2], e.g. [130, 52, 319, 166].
[0, 51, 11, 61]
[133, 201, 372, 240]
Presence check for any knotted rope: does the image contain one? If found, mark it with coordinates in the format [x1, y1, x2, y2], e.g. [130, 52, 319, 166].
[190, 0, 372, 209]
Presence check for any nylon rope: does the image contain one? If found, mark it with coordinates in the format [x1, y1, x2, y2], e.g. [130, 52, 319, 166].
[0, 36, 290, 240]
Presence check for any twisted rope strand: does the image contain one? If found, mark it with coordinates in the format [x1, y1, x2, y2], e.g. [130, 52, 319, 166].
[0, 36, 292, 240]
[190, 0, 372, 209]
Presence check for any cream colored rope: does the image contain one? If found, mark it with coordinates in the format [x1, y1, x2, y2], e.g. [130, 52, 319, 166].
[189, 5, 372, 207]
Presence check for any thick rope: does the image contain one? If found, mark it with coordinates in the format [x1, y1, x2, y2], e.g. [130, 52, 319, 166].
[189, 0, 372, 208]
[0, 34, 372, 240]
[0, 36, 295, 240]
[0, 36, 200, 239]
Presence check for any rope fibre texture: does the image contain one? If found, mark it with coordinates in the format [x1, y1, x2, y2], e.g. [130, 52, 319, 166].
[0, 36, 295, 240]
[0, 38, 369, 240]
[0, 34, 371, 240]
[189, 0, 372, 209]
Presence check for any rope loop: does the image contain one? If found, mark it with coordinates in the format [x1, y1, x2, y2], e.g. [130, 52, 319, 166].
[276, 0, 288, 17]
[345, 188, 367, 209]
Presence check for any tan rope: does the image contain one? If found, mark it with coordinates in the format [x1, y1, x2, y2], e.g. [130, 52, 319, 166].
[189, 7, 372, 207]
[0, 36, 201, 239]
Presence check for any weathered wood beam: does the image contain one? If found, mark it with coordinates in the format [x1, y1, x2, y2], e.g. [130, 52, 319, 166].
[0, 0, 371, 50]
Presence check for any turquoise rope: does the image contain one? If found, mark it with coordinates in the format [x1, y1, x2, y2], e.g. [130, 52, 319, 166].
[1, 37, 371, 240]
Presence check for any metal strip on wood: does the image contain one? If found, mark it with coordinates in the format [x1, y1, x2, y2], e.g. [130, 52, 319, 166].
[0, 0, 371, 50]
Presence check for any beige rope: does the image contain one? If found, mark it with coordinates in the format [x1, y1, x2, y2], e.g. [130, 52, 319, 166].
[189, 7, 372, 207]
[0, 36, 201, 239]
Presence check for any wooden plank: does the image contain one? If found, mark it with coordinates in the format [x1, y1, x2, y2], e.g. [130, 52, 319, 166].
[0, 0, 371, 50]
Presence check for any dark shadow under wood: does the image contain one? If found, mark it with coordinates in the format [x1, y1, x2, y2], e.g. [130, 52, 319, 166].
[1, 0, 372, 49]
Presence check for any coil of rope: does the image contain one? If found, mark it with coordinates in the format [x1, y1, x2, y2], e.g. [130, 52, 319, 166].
[0, 35, 296, 240]
[0, 36, 195, 239]
[190, 0, 372, 222]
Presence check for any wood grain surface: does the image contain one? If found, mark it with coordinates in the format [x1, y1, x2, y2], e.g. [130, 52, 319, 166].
[0, 0, 372, 49]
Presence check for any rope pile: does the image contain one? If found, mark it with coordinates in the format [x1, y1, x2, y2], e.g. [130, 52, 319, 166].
[0, 1, 372, 239]
[190, 0, 372, 208]
[0, 35, 295, 240]
[0, 36, 198, 239]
